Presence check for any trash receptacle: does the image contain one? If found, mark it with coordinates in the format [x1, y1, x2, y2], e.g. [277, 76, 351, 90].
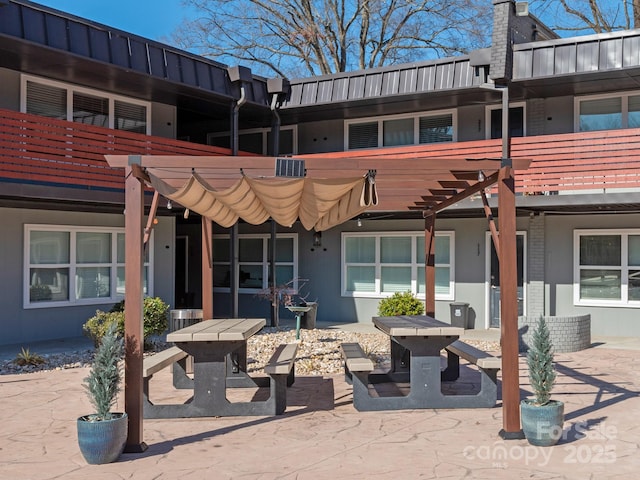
[169, 309, 203, 332]
[301, 302, 318, 329]
[449, 302, 470, 329]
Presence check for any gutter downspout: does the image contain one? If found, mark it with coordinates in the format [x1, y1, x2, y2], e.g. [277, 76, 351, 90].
[229, 85, 247, 318]
[269, 92, 281, 327]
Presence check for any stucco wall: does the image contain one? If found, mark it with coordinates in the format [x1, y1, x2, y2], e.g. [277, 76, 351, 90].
[0, 67, 20, 111]
[0, 207, 175, 346]
[544, 213, 640, 336]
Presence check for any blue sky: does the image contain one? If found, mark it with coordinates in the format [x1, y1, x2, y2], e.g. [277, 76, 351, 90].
[33, 0, 198, 42]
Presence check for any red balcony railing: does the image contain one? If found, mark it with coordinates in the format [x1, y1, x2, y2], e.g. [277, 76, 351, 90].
[0, 108, 232, 191]
[2, 108, 640, 196]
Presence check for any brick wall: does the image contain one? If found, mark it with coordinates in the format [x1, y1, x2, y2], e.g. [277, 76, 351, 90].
[519, 315, 592, 353]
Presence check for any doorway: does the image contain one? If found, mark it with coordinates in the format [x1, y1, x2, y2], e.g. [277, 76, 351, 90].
[486, 232, 526, 328]
[174, 235, 191, 308]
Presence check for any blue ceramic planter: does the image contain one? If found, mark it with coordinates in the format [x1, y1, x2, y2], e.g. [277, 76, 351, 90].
[521, 400, 564, 446]
[77, 412, 128, 464]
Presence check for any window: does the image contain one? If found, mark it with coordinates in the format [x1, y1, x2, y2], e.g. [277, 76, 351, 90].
[213, 234, 298, 292]
[342, 232, 454, 299]
[25, 225, 152, 308]
[486, 103, 526, 139]
[574, 229, 640, 306]
[575, 92, 640, 132]
[345, 111, 455, 150]
[207, 126, 298, 155]
[22, 75, 150, 134]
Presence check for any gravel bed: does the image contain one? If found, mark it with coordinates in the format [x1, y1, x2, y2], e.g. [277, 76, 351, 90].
[0, 327, 501, 376]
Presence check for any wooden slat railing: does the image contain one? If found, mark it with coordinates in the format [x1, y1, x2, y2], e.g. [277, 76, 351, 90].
[0, 109, 233, 191]
[511, 130, 640, 194]
[2, 108, 640, 195]
[306, 128, 640, 195]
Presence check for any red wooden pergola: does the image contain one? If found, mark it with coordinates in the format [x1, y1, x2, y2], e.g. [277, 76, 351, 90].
[105, 153, 530, 451]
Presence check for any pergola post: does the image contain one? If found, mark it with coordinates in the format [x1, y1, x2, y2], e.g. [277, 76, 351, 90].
[424, 212, 437, 317]
[123, 156, 148, 452]
[202, 217, 214, 319]
[498, 164, 523, 438]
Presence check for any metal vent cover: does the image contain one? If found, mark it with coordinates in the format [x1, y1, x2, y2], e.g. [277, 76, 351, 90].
[275, 158, 305, 177]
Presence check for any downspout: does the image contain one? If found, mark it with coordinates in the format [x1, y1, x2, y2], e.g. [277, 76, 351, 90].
[269, 92, 281, 327]
[229, 84, 247, 319]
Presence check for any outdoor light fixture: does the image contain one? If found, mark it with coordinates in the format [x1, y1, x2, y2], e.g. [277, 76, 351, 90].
[313, 231, 322, 247]
[357, 218, 362, 227]
[166, 200, 172, 210]
[478, 170, 486, 182]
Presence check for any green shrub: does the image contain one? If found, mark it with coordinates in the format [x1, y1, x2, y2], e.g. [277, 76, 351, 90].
[377, 291, 425, 316]
[83, 310, 125, 348]
[83, 297, 169, 348]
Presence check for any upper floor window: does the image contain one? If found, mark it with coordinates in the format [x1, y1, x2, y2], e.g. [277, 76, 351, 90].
[212, 234, 298, 293]
[345, 111, 456, 150]
[485, 103, 526, 139]
[21, 75, 150, 134]
[574, 229, 640, 307]
[575, 92, 640, 132]
[207, 126, 298, 155]
[24, 225, 152, 308]
[341, 231, 454, 300]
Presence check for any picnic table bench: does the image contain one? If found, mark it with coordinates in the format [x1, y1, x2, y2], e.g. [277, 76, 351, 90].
[142, 319, 299, 418]
[442, 339, 501, 407]
[340, 342, 375, 384]
[341, 316, 501, 411]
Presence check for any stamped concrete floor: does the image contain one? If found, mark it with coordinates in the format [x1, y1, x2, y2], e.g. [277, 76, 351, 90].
[1, 345, 639, 479]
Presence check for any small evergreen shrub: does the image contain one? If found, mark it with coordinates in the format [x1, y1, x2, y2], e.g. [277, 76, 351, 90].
[83, 297, 169, 347]
[83, 322, 123, 421]
[526, 317, 557, 406]
[377, 291, 425, 316]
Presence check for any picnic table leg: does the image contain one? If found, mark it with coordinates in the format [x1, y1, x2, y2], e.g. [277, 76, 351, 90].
[172, 355, 193, 389]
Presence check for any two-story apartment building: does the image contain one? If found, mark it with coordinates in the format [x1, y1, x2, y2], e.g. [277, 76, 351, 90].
[2, 0, 640, 346]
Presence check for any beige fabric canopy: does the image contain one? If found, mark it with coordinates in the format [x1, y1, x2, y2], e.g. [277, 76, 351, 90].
[149, 170, 378, 231]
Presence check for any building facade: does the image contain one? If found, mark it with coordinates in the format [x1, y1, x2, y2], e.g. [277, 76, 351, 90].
[2, 0, 640, 346]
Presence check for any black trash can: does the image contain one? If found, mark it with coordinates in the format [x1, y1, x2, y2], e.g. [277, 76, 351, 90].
[169, 309, 203, 332]
[301, 302, 318, 329]
[449, 302, 470, 329]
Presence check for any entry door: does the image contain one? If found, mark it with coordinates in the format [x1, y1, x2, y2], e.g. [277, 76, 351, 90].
[174, 235, 190, 308]
[487, 232, 525, 328]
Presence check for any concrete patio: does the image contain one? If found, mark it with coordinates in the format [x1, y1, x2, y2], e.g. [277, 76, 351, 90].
[0, 332, 639, 479]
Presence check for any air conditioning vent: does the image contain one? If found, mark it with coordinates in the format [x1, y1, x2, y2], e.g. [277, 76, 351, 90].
[275, 158, 305, 177]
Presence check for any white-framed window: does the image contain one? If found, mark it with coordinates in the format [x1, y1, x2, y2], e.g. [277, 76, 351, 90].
[24, 225, 153, 308]
[207, 126, 298, 155]
[485, 102, 526, 139]
[345, 110, 456, 150]
[21, 75, 151, 134]
[574, 91, 640, 132]
[574, 229, 640, 307]
[341, 231, 454, 300]
[212, 233, 298, 293]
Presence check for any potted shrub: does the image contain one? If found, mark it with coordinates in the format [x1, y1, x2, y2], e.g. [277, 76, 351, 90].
[520, 316, 564, 446]
[77, 323, 128, 464]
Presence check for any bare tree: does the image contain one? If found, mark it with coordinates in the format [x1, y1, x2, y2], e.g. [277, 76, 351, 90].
[531, 0, 640, 34]
[172, 0, 492, 78]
